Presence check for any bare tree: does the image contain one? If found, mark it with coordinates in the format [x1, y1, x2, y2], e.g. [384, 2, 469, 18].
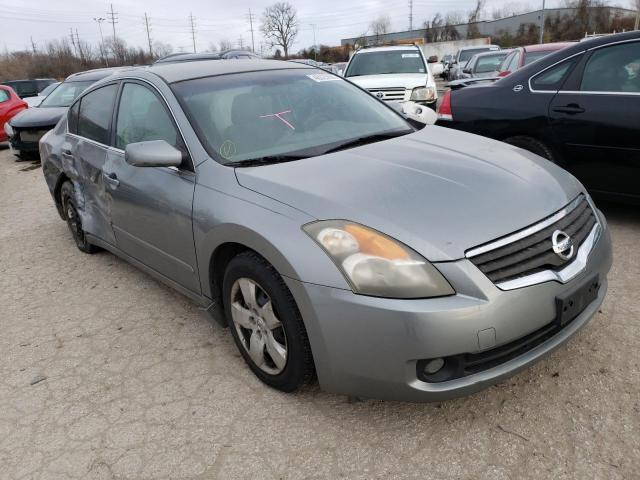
[467, 0, 486, 38]
[261, 2, 298, 58]
[206, 43, 219, 53]
[219, 39, 234, 51]
[152, 41, 173, 59]
[370, 15, 391, 45]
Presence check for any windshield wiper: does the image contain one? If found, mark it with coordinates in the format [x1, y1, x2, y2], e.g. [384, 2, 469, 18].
[226, 155, 307, 168]
[321, 131, 411, 155]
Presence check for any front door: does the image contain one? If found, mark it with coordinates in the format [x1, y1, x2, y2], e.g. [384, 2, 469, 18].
[549, 40, 640, 198]
[103, 81, 201, 294]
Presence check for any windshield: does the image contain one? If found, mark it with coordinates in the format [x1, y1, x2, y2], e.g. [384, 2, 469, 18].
[459, 48, 494, 64]
[345, 50, 426, 76]
[172, 69, 412, 165]
[524, 50, 555, 65]
[40, 80, 94, 108]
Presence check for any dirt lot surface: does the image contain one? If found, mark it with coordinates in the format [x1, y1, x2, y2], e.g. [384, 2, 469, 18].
[0, 146, 638, 480]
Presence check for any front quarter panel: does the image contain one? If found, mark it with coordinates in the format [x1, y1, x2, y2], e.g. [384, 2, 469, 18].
[193, 160, 351, 300]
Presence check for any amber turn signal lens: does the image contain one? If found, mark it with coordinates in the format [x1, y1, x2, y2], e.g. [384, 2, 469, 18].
[344, 224, 409, 260]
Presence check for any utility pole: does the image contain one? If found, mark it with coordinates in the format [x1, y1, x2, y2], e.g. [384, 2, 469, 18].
[144, 13, 153, 58]
[107, 3, 118, 41]
[635, 4, 639, 31]
[188, 13, 196, 53]
[69, 28, 77, 56]
[539, 0, 546, 44]
[75, 29, 86, 63]
[309, 23, 317, 61]
[238, 36, 245, 49]
[30, 36, 37, 54]
[94, 17, 108, 66]
[248, 9, 256, 53]
[409, 0, 413, 31]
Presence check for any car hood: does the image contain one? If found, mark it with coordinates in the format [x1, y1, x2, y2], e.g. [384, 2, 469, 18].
[235, 126, 583, 262]
[9, 106, 67, 128]
[348, 73, 433, 89]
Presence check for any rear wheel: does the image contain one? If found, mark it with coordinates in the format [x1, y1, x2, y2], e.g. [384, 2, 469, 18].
[60, 181, 99, 254]
[504, 136, 559, 163]
[223, 251, 314, 392]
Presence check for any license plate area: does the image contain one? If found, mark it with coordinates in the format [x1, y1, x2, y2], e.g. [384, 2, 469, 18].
[556, 275, 600, 326]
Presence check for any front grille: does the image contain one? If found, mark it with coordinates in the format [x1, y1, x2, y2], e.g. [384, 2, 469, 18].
[14, 127, 48, 143]
[467, 196, 597, 285]
[367, 87, 407, 101]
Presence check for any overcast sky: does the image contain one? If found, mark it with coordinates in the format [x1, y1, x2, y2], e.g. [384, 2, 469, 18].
[0, 0, 635, 55]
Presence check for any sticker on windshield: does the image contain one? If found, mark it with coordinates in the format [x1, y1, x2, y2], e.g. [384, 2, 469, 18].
[306, 73, 339, 82]
[402, 53, 420, 58]
[219, 140, 237, 159]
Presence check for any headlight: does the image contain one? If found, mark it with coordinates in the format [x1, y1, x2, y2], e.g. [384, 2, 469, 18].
[410, 86, 436, 102]
[303, 220, 454, 299]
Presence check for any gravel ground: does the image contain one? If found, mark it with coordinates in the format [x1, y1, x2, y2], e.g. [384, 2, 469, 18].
[0, 146, 638, 480]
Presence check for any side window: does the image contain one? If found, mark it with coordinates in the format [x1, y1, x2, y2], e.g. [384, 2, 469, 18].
[77, 84, 118, 144]
[580, 42, 640, 93]
[0, 90, 9, 103]
[68, 101, 80, 133]
[115, 83, 179, 151]
[530, 58, 577, 91]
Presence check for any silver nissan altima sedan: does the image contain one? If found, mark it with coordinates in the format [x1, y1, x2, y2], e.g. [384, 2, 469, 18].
[40, 60, 612, 402]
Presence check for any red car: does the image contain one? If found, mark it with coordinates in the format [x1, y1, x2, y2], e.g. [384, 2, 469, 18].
[497, 42, 575, 77]
[0, 85, 27, 142]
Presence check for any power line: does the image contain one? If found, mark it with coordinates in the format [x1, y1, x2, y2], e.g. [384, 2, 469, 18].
[188, 12, 196, 53]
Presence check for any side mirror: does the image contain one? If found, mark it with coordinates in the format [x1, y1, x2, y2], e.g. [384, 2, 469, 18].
[427, 55, 438, 64]
[400, 101, 437, 125]
[463, 68, 472, 74]
[125, 140, 183, 168]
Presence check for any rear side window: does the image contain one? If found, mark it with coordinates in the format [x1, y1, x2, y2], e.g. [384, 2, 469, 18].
[530, 58, 577, 91]
[77, 84, 118, 144]
[0, 90, 9, 103]
[580, 41, 640, 93]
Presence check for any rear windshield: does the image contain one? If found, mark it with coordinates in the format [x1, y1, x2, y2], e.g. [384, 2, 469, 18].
[40, 80, 95, 108]
[346, 50, 426, 76]
[459, 48, 494, 64]
[475, 53, 508, 73]
[524, 50, 555, 65]
[3, 81, 36, 96]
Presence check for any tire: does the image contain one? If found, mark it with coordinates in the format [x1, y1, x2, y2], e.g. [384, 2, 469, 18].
[60, 181, 99, 254]
[223, 251, 315, 392]
[503, 136, 559, 163]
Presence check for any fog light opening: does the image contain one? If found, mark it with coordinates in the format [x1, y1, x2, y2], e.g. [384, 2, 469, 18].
[423, 357, 445, 375]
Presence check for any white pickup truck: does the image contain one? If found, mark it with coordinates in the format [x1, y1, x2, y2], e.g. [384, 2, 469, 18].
[343, 45, 438, 110]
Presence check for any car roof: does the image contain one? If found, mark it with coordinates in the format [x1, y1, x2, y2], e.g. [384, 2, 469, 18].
[354, 45, 421, 54]
[147, 59, 311, 84]
[523, 42, 575, 53]
[460, 45, 500, 51]
[155, 50, 259, 64]
[472, 50, 510, 58]
[64, 66, 140, 82]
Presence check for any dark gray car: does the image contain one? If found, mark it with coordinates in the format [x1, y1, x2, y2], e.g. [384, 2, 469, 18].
[39, 60, 612, 402]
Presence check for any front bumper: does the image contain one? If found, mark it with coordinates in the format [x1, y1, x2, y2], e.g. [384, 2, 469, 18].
[286, 215, 612, 402]
[9, 128, 50, 154]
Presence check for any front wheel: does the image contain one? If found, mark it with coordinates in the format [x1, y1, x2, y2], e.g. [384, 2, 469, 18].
[223, 251, 314, 392]
[60, 181, 99, 254]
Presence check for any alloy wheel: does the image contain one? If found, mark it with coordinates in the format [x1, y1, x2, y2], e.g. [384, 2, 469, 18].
[229, 278, 288, 375]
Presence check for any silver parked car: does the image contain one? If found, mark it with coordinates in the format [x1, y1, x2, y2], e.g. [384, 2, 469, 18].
[40, 60, 612, 402]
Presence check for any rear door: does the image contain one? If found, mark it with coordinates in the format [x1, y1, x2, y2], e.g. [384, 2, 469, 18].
[64, 82, 120, 245]
[549, 40, 640, 198]
[103, 80, 200, 293]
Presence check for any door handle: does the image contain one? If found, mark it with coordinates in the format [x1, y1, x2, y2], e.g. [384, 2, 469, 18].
[61, 148, 73, 157]
[103, 172, 120, 189]
[552, 104, 585, 114]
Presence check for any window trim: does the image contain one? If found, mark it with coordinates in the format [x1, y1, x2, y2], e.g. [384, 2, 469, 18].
[110, 78, 195, 172]
[528, 51, 584, 93]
